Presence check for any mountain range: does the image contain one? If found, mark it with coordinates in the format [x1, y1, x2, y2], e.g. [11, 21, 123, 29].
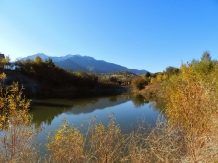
[22, 53, 148, 74]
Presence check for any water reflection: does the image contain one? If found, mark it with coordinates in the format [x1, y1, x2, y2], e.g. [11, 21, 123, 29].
[29, 94, 132, 126]
[29, 93, 158, 127]
[132, 94, 149, 108]
[30, 93, 162, 154]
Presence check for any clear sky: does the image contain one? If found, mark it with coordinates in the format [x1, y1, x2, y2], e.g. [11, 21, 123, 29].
[1, 0, 218, 72]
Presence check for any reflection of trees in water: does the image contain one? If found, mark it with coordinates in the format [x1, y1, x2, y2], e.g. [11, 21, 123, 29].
[30, 93, 165, 127]
[74, 98, 99, 108]
[30, 99, 99, 126]
[131, 94, 149, 108]
[108, 96, 117, 102]
[139, 95, 166, 117]
[29, 101, 73, 127]
[148, 99, 166, 115]
[131, 93, 166, 116]
[30, 95, 131, 126]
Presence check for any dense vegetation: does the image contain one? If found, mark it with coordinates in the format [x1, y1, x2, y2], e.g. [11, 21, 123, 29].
[131, 52, 218, 161]
[15, 57, 135, 87]
[98, 70, 136, 86]
[158, 52, 218, 161]
[131, 67, 179, 92]
[14, 57, 134, 97]
[15, 57, 99, 88]
[1, 52, 218, 162]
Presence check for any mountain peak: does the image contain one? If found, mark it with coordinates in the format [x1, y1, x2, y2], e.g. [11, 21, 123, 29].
[65, 54, 82, 57]
[74, 54, 82, 57]
[22, 53, 49, 60]
[22, 53, 148, 74]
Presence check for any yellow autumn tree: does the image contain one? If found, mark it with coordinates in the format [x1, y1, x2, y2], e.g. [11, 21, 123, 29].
[46, 118, 84, 162]
[0, 73, 41, 162]
[88, 114, 124, 163]
[161, 52, 218, 161]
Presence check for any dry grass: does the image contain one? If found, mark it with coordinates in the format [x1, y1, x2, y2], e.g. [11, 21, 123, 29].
[121, 120, 186, 163]
[45, 115, 188, 163]
[2, 112, 218, 163]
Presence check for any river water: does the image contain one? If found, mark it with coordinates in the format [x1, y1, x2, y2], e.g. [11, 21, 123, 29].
[29, 93, 162, 154]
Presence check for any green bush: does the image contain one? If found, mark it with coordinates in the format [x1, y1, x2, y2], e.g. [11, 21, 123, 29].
[131, 77, 148, 90]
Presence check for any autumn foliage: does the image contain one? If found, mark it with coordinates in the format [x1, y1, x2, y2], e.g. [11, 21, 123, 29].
[1, 52, 218, 162]
[159, 52, 218, 161]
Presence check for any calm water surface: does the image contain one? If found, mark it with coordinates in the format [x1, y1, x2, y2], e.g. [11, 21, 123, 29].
[29, 93, 162, 154]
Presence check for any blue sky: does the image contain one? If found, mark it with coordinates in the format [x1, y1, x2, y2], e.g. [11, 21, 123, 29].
[0, 0, 218, 72]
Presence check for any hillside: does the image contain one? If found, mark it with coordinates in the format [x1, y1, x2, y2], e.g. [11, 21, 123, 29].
[0, 69, 38, 97]
[22, 53, 148, 74]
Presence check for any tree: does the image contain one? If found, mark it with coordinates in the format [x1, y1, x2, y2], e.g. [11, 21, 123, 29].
[201, 51, 211, 62]
[45, 58, 55, 68]
[0, 78, 41, 162]
[0, 55, 11, 69]
[0, 72, 6, 86]
[34, 56, 43, 64]
[192, 52, 216, 75]
[109, 76, 118, 83]
[47, 118, 84, 162]
[164, 66, 179, 76]
[131, 77, 148, 90]
[145, 72, 151, 77]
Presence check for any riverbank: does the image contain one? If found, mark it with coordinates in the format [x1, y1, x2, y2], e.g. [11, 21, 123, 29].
[35, 85, 130, 99]
[131, 82, 162, 101]
[0, 69, 39, 96]
[0, 69, 131, 98]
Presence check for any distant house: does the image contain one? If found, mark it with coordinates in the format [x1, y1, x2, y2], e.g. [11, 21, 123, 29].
[0, 54, 5, 69]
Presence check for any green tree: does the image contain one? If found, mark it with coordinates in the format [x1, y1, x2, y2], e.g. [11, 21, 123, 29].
[45, 58, 55, 68]
[109, 76, 118, 83]
[131, 77, 148, 90]
[164, 66, 179, 76]
[145, 72, 151, 77]
[201, 51, 211, 62]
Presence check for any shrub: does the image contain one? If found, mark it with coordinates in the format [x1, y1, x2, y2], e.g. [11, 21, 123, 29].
[87, 114, 125, 163]
[131, 77, 148, 90]
[0, 80, 41, 162]
[46, 118, 84, 163]
[160, 53, 218, 162]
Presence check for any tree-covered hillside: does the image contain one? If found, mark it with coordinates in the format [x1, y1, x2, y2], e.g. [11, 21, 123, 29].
[14, 56, 135, 97]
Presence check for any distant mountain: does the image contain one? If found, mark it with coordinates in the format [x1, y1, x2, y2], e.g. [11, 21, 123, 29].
[53, 59, 87, 72]
[22, 53, 148, 74]
[22, 53, 49, 60]
[129, 69, 148, 75]
[68, 55, 129, 73]
[22, 53, 80, 62]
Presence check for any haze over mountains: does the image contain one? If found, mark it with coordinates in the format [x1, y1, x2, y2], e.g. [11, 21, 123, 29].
[22, 53, 148, 74]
